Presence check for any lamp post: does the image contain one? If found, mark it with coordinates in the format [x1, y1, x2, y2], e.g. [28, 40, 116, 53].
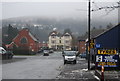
[88, 0, 91, 70]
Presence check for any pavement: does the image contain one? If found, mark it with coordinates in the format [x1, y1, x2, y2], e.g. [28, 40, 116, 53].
[57, 57, 99, 81]
[56, 57, 120, 81]
[95, 68, 120, 81]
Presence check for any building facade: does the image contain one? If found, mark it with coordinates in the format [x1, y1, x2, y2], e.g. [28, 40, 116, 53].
[48, 31, 72, 51]
[8, 28, 39, 54]
[78, 40, 86, 54]
[93, 24, 120, 67]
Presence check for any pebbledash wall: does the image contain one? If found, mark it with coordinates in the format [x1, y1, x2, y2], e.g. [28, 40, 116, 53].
[48, 31, 73, 51]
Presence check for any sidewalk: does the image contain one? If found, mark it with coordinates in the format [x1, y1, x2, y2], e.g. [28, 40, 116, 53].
[57, 58, 99, 81]
[95, 68, 120, 81]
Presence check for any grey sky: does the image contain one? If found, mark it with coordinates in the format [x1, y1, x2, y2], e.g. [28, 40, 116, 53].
[2, 2, 87, 19]
[1, 1, 119, 27]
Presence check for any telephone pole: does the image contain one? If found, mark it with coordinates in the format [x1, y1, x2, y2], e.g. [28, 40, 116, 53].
[88, 0, 91, 70]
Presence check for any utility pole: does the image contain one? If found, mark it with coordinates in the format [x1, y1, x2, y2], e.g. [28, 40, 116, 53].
[88, 0, 91, 70]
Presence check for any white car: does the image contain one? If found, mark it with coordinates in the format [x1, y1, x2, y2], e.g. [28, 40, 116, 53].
[0, 47, 14, 59]
[0, 47, 6, 54]
[63, 51, 77, 64]
[43, 50, 49, 56]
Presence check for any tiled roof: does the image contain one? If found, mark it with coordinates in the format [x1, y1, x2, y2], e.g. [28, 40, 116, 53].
[29, 32, 38, 42]
[49, 31, 58, 36]
[49, 31, 73, 38]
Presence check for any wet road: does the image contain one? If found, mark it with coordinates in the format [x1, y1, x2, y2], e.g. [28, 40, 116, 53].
[2, 51, 120, 81]
[2, 51, 99, 80]
[2, 52, 63, 79]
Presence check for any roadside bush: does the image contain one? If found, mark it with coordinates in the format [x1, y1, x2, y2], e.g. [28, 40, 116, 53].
[13, 46, 35, 55]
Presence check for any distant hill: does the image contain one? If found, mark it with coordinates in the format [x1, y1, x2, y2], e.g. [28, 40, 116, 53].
[2, 16, 116, 42]
[2, 16, 87, 42]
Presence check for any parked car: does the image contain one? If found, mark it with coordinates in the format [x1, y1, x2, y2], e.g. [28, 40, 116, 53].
[62, 51, 65, 57]
[79, 53, 86, 58]
[0, 47, 14, 59]
[43, 50, 49, 56]
[38, 49, 43, 53]
[63, 51, 77, 64]
[49, 48, 54, 53]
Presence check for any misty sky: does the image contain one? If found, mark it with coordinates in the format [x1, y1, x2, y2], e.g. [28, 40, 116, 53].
[2, 2, 88, 19]
[1, 1, 119, 27]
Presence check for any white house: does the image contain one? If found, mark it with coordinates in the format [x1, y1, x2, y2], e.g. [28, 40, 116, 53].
[48, 31, 72, 51]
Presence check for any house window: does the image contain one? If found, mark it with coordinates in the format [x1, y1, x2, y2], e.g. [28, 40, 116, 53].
[66, 46, 70, 49]
[65, 40, 69, 43]
[65, 36, 70, 38]
[51, 45, 56, 48]
[51, 36, 56, 38]
[59, 40, 61, 43]
[21, 37, 28, 44]
[51, 40, 56, 44]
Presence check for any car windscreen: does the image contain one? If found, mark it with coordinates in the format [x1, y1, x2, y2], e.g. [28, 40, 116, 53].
[0, 50, 2, 54]
[64, 51, 75, 56]
[0, 49, 6, 54]
[6, 51, 12, 53]
[44, 50, 49, 52]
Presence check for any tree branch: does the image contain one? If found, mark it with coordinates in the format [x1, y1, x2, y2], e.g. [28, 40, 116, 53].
[92, 5, 120, 11]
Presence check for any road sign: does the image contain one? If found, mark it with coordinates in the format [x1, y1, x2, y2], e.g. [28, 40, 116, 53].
[96, 55, 119, 67]
[97, 50, 117, 54]
[95, 44, 100, 48]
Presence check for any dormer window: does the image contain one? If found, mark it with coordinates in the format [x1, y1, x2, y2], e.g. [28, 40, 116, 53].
[64, 35, 70, 38]
[20, 37, 28, 44]
[51, 34, 56, 38]
[51, 36, 56, 38]
[64, 33, 71, 38]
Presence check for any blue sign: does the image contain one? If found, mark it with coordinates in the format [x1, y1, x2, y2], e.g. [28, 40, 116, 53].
[95, 44, 101, 48]
[96, 55, 119, 67]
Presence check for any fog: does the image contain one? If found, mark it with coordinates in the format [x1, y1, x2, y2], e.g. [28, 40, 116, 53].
[1, 1, 119, 28]
[2, 2, 87, 19]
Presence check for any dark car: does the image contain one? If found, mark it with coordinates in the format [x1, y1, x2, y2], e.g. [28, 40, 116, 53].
[49, 48, 54, 53]
[38, 49, 43, 53]
[0, 47, 14, 59]
[6, 51, 14, 59]
[62, 51, 65, 57]
[79, 53, 86, 58]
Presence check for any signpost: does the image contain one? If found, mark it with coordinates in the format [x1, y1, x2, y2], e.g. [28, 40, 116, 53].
[95, 44, 101, 48]
[90, 43, 94, 48]
[97, 49, 116, 54]
[96, 49, 119, 67]
[96, 54, 119, 67]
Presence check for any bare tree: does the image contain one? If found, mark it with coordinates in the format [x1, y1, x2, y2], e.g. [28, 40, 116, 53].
[92, 1, 120, 13]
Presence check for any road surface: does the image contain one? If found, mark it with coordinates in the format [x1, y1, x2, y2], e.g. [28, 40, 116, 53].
[2, 51, 100, 81]
[2, 52, 63, 79]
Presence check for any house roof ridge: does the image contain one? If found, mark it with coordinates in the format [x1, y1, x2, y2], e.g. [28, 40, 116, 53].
[94, 24, 120, 39]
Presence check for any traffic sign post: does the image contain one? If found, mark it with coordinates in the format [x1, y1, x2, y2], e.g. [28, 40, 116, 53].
[101, 63, 104, 81]
[90, 43, 94, 48]
[95, 44, 101, 48]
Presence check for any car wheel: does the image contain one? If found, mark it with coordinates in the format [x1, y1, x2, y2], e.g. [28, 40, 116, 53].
[8, 55, 12, 59]
[10, 55, 13, 59]
[74, 60, 76, 64]
[64, 60, 66, 64]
